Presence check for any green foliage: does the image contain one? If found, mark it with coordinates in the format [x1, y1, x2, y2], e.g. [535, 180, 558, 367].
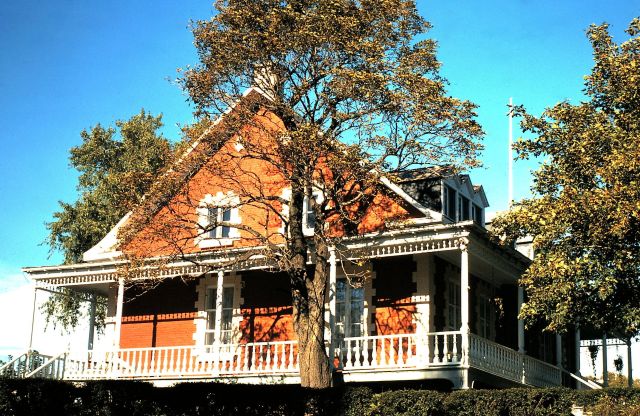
[369, 390, 445, 415]
[184, 0, 483, 172]
[339, 386, 374, 416]
[0, 379, 76, 416]
[444, 388, 574, 416]
[2, 381, 639, 416]
[44, 110, 173, 330]
[572, 388, 640, 416]
[587, 395, 640, 416]
[47, 110, 173, 264]
[74, 381, 163, 416]
[491, 18, 640, 336]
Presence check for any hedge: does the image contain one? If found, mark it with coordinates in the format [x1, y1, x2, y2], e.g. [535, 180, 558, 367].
[0, 379, 639, 416]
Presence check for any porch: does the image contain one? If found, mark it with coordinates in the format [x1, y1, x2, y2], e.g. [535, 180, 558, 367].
[18, 223, 572, 389]
[1, 332, 561, 388]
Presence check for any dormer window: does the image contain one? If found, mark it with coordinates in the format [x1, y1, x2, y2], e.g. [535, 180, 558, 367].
[458, 195, 470, 221]
[472, 204, 483, 225]
[441, 176, 487, 226]
[443, 185, 457, 219]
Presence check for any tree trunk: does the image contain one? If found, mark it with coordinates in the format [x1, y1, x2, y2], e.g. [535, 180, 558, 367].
[297, 312, 331, 388]
[291, 246, 332, 388]
[288, 181, 332, 389]
[297, 243, 331, 388]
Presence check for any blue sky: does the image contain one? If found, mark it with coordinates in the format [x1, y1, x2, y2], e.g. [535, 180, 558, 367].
[0, 0, 638, 290]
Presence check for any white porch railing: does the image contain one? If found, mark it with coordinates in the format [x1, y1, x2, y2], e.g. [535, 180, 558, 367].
[62, 341, 299, 380]
[468, 334, 523, 381]
[468, 334, 562, 387]
[8, 333, 561, 387]
[522, 354, 562, 387]
[337, 331, 462, 370]
[335, 332, 560, 387]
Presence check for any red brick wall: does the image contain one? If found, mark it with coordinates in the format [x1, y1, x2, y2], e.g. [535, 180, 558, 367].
[239, 271, 295, 342]
[120, 278, 197, 349]
[373, 256, 417, 335]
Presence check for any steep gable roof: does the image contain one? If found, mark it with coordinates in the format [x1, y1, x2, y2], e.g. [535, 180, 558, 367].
[83, 88, 438, 261]
[83, 88, 271, 261]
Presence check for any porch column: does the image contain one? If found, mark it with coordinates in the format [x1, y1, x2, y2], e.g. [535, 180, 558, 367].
[328, 246, 337, 367]
[113, 277, 125, 347]
[602, 333, 608, 387]
[88, 293, 97, 350]
[517, 286, 525, 353]
[213, 270, 225, 365]
[555, 333, 562, 368]
[627, 339, 633, 388]
[28, 285, 37, 351]
[575, 326, 581, 377]
[460, 240, 470, 335]
[460, 238, 470, 389]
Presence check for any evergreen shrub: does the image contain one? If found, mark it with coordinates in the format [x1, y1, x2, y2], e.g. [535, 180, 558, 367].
[1, 378, 640, 415]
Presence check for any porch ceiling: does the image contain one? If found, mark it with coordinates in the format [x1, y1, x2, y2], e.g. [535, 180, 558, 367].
[436, 248, 522, 286]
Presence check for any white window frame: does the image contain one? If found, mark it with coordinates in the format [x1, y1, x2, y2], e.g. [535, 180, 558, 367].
[204, 285, 236, 347]
[302, 194, 317, 233]
[193, 273, 242, 359]
[196, 192, 241, 248]
[335, 277, 365, 342]
[458, 195, 471, 221]
[446, 280, 461, 331]
[442, 177, 487, 226]
[280, 188, 324, 236]
[472, 204, 484, 225]
[207, 206, 233, 239]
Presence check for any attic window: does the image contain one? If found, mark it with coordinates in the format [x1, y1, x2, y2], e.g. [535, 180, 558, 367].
[472, 204, 483, 225]
[196, 192, 241, 248]
[280, 188, 323, 236]
[303, 195, 316, 231]
[207, 207, 232, 238]
[458, 196, 470, 221]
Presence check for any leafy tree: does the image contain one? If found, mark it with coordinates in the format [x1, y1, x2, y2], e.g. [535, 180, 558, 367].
[491, 19, 640, 337]
[44, 110, 173, 330]
[120, 0, 483, 390]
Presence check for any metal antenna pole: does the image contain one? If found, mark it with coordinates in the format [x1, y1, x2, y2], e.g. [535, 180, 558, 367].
[508, 97, 514, 207]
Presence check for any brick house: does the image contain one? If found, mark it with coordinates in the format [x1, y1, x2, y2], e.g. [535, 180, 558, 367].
[13, 88, 581, 389]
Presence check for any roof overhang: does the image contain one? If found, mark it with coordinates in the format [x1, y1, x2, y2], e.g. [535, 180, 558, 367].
[24, 221, 529, 291]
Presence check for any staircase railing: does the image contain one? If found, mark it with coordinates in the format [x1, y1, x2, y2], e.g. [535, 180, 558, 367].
[0, 350, 50, 378]
[0, 351, 29, 378]
[467, 334, 562, 387]
[560, 368, 602, 390]
[25, 351, 68, 379]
